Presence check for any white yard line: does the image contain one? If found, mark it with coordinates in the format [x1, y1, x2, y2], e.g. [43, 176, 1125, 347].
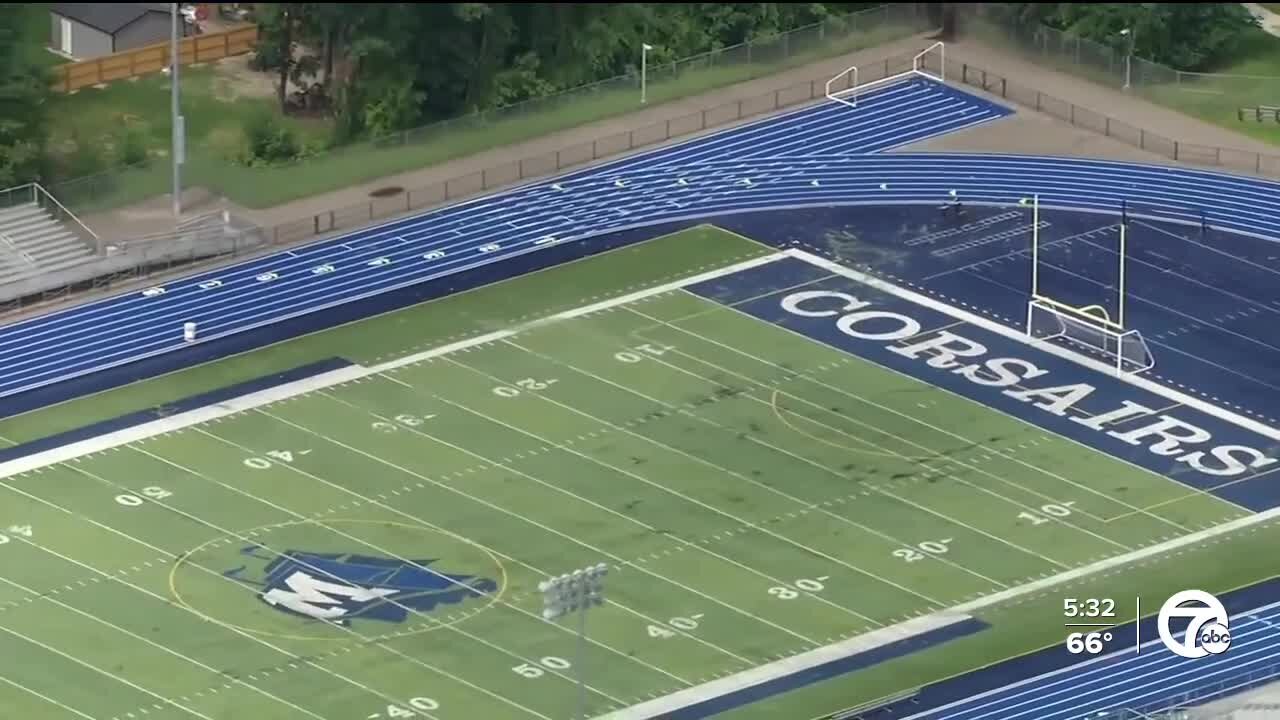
[4, 248, 1279, 720]
[0, 673, 100, 719]
[0, 551, 331, 720]
[0, 622, 214, 720]
[187, 426, 756, 670]
[498, 338, 1012, 591]
[258, 400, 824, 647]
[0, 471, 448, 720]
[68, 460, 554, 720]
[0, 252, 789, 482]
[432, 351, 937, 614]
[113, 445, 620, 711]
[619, 308, 1131, 556]
[646, 283, 1194, 537]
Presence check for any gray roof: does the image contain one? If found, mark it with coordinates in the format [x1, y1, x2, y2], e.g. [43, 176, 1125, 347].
[52, 3, 172, 35]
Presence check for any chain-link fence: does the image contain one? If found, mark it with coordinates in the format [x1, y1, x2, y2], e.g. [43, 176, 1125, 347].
[0, 46, 926, 315]
[44, 3, 934, 217]
[948, 59, 1280, 178]
[956, 7, 1280, 140]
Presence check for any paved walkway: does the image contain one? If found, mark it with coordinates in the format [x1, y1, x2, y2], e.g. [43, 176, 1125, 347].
[1244, 3, 1280, 38]
[82, 31, 1280, 243]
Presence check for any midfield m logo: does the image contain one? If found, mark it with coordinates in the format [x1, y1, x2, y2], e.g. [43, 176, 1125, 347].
[224, 544, 498, 625]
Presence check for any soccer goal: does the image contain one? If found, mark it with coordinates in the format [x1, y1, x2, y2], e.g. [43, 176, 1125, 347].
[825, 42, 946, 108]
[1023, 195, 1155, 376]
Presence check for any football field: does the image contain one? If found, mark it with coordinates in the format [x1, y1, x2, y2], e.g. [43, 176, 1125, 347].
[0, 227, 1260, 720]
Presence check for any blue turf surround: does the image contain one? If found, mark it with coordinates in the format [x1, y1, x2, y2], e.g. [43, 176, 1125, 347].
[0, 357, 353, 463]
[683, 256, 1280, 511]
[860, 577, 1280, 720]
[0, 77, 1010, 402]
[651, 618, 989, 720]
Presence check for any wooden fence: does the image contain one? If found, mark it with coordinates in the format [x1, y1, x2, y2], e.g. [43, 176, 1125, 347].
[51, 25, 259, 93]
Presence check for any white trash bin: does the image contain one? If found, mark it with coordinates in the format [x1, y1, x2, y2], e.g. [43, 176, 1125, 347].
[184, 321, 198, 343]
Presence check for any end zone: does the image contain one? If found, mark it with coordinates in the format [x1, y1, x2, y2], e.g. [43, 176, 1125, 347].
[681, 248, 1280, 512]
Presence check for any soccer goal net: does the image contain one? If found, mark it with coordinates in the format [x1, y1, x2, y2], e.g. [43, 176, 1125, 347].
[1027, 297, 1154, 375]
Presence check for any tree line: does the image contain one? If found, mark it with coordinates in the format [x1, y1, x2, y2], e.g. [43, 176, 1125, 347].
[255, 3, 878, 142]
[0, 3, 1267, 189]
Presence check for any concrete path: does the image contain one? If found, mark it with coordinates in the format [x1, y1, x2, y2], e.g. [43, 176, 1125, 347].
[1243, 3, 1280, 37]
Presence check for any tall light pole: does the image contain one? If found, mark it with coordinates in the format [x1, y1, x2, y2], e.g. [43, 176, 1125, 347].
[170, 2, 185, 217]
[1119, 27, 1135, 91]
[540, 563, 608, 720]
[641, 43, 653, 104]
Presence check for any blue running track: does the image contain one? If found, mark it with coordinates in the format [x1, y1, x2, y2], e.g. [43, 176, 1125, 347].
[905, 603, 1280, 720]
[3, 73, 1280, 423]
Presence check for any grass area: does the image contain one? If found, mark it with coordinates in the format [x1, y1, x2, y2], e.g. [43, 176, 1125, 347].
[1261, 4, 1280, 15]
[0, 226, 768, 443]
[45, 64, 328, 198]
[0, 225, 1273, 720]
[964, 17, 1280, 153]
[49, 19, 923, 216]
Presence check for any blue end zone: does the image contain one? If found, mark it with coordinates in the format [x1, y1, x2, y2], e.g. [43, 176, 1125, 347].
[656, 617, 989, 720]
[0, 357, 352, 463]
[683, 255, 1280, 511]
[859, 576, 1280, 719]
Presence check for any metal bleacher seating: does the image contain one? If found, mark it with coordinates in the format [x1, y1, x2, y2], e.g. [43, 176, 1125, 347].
[0, 185, 98, 287]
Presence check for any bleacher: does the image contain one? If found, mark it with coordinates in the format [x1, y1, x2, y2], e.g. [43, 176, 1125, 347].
[0, 184, 98, 286]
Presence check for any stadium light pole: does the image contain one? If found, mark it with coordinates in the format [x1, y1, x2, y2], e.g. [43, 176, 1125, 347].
[170, 2, 184, 218]
[540, 562, 608, 720]
[1119, 28, 1134, 90]
[641, 43, 653, 104]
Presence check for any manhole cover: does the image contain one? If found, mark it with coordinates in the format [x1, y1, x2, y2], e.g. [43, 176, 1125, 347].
[370, 186, 404, 198]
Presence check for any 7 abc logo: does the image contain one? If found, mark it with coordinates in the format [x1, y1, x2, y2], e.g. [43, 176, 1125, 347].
[1158, 590, 1232, 659]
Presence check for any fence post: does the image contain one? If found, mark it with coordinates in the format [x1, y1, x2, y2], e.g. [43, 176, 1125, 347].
[666, 119, 671, 139]
[774, 89, 780, 109]
[737, 99, 743, 119]
[1105, 117, 1110, 136]
[1036, 91, 1042, 111]
[313, 215, 319, 235]
[701, 108, 708, 129]
[593, 139, 599, 159]
[629, 129, 635, 149]
[519, 158, 525, 178]
[482, 168, 488, 189]
[1001, 78, 1006, 98]
[1173, 141, 1179, 161]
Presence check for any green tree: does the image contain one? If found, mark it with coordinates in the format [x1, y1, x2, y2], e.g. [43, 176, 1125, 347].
[0, 3, 51, 186]
[995, 2, 1259, 70]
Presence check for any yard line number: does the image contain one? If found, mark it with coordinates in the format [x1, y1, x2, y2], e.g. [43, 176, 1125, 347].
[0, 525, 33, 545]
[492, 378, 558, 398]
[512, 656, 571, 678]
[243, 449, 312, 469]
[380, 696, 441, 718]
[1018, 502, 1077, 525]
[647, 613, 704, 638]
[768, 577, 829, 600]
[614, 343, 675, 364]
[893, 538, 953, 563]
[372, 414, 437, 433]
[115, 487, 174, 506]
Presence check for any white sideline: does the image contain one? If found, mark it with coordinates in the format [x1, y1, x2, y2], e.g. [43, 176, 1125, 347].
[0, 251, 787, 481]
[787, 248, 1280, 444]
[6, 246, 1279, 720]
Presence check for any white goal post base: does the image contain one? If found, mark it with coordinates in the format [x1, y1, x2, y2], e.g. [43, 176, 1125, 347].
[826, 41, 945, 108]
[1026, 297, 1155, 376]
